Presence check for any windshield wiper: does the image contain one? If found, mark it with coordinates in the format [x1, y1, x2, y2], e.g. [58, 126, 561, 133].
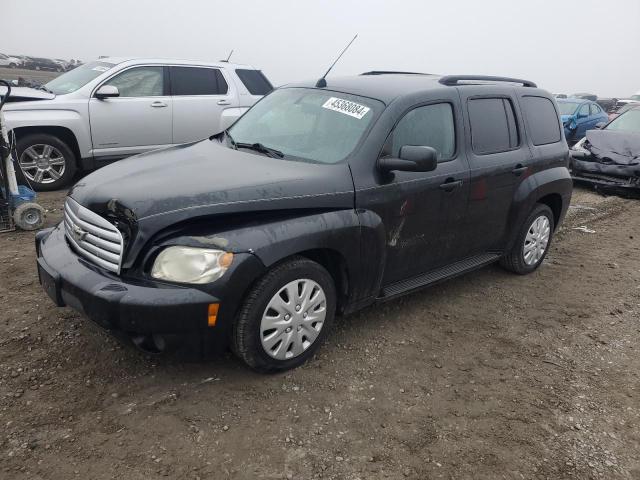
[235, 141, 284, 158]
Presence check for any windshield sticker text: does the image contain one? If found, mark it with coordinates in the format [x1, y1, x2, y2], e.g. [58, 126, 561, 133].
[322, 97, 370, 119]
[92, 66, 110, 72]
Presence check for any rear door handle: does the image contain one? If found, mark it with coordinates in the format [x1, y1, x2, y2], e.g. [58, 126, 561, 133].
[217, 99, 231, 106]
[439, 178, 463, 192]
[512, 164, 528, 176]
[150, 101, 168, 108]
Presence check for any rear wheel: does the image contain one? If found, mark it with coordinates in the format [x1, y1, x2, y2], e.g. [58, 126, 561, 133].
[232, 256, 336, 372]
[500, 204, 554, 274]
[16, 134, 77, 191]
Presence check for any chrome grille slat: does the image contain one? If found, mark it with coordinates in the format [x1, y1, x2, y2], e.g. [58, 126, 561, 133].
[63, 197, 124, 273]
[64, 203, 121, 243]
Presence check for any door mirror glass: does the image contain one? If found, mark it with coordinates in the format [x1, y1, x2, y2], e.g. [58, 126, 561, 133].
[379, 145, 438, 173]
[95, 85, 120, 99]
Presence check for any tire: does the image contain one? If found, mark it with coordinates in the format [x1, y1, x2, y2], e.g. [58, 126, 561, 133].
[15, 133, 77, 191]
[500, 204, 554, 275]
[9, 63, 16, 69]
[13, 202, 45, 231]
[232, 256, 336, 373]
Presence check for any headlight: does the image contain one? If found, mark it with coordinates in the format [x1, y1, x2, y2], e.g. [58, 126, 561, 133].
[151, 246, 234, 284]
[572, 137, 589, 153]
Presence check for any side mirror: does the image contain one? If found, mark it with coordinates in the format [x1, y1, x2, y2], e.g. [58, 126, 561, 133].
[595, 122, 606, 129]
[378, 145, 438, 173]
[95, 85, 119, 100]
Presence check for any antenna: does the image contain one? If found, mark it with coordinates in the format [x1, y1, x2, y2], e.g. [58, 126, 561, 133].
[315, 34, 358, 88]
[222, 50, 234, 63]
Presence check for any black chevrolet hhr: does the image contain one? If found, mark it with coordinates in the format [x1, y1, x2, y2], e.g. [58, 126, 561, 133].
[36, 73, 572, 372]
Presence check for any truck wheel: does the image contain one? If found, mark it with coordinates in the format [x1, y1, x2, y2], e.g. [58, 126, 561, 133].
[16, 134, 77, 191]
[232, 256, 336, 372]
[500, 204, 554, 275]
[13, 202, 45, 230]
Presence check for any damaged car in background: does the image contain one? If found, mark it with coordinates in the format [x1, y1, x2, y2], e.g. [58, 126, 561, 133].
[571, 105, 640, 197]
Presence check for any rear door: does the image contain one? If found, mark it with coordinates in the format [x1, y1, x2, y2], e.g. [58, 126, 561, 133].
[170, 66, 237, 143]
[89, 65, 173, 158]
[457, 89, 532, 256]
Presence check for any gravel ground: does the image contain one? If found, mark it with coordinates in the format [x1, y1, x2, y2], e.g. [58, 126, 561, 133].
[1, 187, 639, 479]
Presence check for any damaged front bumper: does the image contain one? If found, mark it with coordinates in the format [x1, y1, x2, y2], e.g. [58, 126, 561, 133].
[35, 224, 221, 334]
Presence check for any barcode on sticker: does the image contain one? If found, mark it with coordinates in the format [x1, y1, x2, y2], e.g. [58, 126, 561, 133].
[322, 97, 370, 119]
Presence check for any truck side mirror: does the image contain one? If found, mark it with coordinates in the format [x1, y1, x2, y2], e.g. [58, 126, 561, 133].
[95, 85, 120, 100]
[378, 146, 438, 173]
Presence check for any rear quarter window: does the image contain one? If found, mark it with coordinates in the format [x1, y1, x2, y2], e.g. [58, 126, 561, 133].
[235, 69, 273, 95]
[522, 96, 562, 145]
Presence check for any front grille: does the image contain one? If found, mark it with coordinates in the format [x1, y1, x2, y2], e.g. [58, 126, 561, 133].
[63, 197, 124, 273]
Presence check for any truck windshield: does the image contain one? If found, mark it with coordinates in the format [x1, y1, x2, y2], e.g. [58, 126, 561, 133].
[44, 61, 116, 95]
[605, 109, 640, 133]
[228, 88, 382, 164]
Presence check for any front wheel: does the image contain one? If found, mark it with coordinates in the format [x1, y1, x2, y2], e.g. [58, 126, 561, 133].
[232, 256, 336, 372]
[16, 133, 77, 191]
[500, 204, 554, 274]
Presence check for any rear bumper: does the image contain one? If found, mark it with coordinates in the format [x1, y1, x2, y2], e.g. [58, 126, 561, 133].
[36, 225, 222, 334]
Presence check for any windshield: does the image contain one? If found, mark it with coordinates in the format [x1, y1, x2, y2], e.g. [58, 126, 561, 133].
[605, 109, 640, 133]
[228, 88, 382, 164]
[630, 95, 640, 101]
[44, 61, 115, 94]
[557, 102, 580, 115]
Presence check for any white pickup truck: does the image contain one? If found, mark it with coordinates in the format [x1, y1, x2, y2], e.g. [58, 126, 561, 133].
[1, 57, 273, 190]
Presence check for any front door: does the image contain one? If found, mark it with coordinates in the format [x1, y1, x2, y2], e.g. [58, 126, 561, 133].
[357, 101, 470, 286]
[89, 65, 173, 159]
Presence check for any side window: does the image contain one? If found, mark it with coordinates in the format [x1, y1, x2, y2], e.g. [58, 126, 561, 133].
[521, 96, 562, 145]
[170, 67, 228, 96]
[590, 104, 601, 115]
[235, 69, 273, 95]
[104, 66, 164, 97]
[578, 104, 590, 117]
[391, 103, 455, 161]
[468, 98, 519, 155]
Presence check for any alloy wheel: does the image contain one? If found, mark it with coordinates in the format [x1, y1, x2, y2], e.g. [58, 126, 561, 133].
[19, 144, 66, 185]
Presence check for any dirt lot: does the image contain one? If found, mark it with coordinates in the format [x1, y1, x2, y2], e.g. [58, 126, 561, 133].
[1, 187, 639, 479]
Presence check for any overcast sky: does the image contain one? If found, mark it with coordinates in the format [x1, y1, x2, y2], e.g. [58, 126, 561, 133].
[4, 0, 639, 97]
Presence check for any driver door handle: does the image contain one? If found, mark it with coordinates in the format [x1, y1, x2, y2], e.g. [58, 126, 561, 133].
[439, 178, 463, 192]
[512, 164, 528, 176]
[217, 99, 231, 105]
[150, 101, 168, 108]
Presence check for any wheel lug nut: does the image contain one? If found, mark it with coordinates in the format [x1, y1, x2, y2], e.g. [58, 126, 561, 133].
[285, 327, 292, 333]
[295, 305, 301, 311]
[303, 312, 307, 318]
[297, 326, 302, 331]
[285, 314, 290, 320]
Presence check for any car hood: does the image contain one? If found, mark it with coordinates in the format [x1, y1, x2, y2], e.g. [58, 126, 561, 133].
[69, 139, 355, 225]
[0, 86, 55, 102]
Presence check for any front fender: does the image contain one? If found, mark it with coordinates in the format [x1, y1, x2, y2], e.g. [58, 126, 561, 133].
[4, 108, 91, 157]
[149, 209, 373, 313]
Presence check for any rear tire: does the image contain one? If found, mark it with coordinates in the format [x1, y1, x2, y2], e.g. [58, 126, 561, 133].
[500, 204, 554, 275]
[232, 256, 336, 373]
[15, 133, 77, 191]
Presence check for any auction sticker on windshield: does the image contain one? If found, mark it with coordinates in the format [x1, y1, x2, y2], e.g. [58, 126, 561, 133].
[322, 97, 370, 119]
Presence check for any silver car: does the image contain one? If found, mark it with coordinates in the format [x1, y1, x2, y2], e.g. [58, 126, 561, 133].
[2, 57, 273, 190]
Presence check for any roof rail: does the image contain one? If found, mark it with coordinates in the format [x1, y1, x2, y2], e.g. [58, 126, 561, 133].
[361, 71, 431, 76]
[439, 75, 537, 88]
